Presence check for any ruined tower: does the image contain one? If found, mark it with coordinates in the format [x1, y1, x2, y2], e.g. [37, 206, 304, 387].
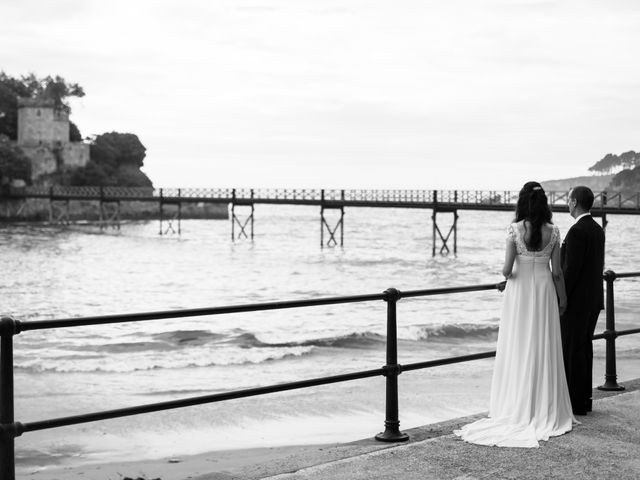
[16, 97, 89, 181]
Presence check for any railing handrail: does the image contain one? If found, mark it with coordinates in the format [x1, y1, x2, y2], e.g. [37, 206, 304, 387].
[1, 271, 639, 478]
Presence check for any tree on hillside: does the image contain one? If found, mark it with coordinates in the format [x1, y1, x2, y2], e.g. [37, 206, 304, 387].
[0, 135, 31, 185]
[70, 132, 153, 187]
[0, 72, 85, 140]
[610, 166, 640, 192]
[589, 151, 640, 175]
[0, 74, 32, 140]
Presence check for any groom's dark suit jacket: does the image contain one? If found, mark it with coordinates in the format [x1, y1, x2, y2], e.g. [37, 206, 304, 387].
[560, 214, 605, 410]
[561, 215, 605, 318]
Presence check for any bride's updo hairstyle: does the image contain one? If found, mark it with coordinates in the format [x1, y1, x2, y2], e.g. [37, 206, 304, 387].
[515, 181, 553, 251]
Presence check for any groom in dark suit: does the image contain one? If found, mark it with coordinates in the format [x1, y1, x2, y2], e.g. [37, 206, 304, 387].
[560, 186, 605, 416]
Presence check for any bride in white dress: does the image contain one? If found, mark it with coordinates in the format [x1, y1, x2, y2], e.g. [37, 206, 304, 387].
[454, 182, 575, 448]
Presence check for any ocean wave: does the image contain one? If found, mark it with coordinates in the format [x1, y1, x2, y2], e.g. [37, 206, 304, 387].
[151, 329, 226, 345]
[14, 324, 499, 373]
[66, 330, 230, 354]
[413, 323, 499, 341]
[230, 331, 386, 349]
[14, 348, 314, 373]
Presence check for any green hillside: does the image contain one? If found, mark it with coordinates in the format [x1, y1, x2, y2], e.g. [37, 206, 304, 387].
[540, 175, 614, 193]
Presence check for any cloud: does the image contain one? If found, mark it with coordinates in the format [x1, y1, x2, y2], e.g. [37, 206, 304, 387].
[2, 0, 640, 189]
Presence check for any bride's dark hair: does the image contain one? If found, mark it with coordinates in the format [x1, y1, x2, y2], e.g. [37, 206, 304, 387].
[514, 181, 553, 250]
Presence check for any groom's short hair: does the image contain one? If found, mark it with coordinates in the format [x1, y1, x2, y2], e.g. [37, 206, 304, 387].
[570, 186, 595, 211]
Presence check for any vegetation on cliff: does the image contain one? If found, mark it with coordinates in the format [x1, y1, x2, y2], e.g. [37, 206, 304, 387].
[0, 135, 31, 184]
[0, 72, 152, 188]
[71, 132, 153, 187]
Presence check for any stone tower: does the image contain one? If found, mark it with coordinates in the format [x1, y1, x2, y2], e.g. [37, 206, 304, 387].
[16, 97, 89, 181]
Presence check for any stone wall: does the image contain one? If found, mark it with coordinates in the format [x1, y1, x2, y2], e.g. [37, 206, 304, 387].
[19, 143, 89, 179]
[19, 145, 58, 178]
[62, 142, 90, 168]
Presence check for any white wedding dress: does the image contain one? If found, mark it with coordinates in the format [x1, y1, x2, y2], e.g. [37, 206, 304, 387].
[454, 222, 575, 448]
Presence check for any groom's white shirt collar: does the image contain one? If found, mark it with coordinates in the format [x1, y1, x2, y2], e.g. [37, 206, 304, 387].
[575, 213, 591, 222]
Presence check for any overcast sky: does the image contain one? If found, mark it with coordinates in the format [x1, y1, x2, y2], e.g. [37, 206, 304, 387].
[2, 0, 639, 189]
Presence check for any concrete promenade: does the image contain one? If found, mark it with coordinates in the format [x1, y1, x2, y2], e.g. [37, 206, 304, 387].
[202, 378, 640, 480]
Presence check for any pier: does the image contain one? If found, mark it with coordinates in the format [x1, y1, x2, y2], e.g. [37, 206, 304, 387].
[2, 186, 640, 253]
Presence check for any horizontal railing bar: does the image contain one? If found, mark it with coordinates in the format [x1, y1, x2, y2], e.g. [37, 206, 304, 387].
[401, 283, 502, 298]
[20, 367, 385, 433]
[402, 350, 496, 372]
[614, 272, 640, 279]
[617, 327, 640, 337]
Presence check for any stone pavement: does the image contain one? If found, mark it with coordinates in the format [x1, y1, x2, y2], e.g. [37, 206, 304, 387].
[199, 378, 640, 480]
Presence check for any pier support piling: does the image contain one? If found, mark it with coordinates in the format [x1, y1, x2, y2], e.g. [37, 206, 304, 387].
[320, 190, 345, 248]
[159, 188, 182, 235]
[431, 207, 458, 256]
[231, 204, 254, 241]
[320, 206, 344, 248]
[99, 201, 121, 230]
[48, 199, 70, 226]
[1, 199, 27, 220]
[231, 190, 255, 241]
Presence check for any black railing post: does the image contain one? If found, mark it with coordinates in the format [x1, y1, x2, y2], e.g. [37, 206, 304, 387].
[375, 288, 409, 442]
[598, 270, 625, 391]
[1, 316, 22, 480]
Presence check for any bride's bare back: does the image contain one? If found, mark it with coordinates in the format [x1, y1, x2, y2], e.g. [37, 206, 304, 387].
[521, 220, 555, 251]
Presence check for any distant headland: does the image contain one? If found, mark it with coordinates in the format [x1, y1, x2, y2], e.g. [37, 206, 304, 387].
[0, 72, 153, 190]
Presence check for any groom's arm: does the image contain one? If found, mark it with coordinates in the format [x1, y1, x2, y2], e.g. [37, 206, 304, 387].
[563, 226, 586, 300]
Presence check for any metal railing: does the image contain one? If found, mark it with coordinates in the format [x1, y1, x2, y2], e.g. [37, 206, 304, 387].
[1, 271, 639, 478]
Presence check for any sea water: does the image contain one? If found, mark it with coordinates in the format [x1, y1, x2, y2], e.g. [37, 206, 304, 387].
[2, 206, 639, 468]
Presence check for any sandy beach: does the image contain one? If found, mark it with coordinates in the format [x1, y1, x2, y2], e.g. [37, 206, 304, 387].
[17, 350, 640, 480]
[17, 357, 495, 479]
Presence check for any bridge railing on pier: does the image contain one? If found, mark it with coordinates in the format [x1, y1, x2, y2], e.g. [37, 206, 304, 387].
[1, 271, 639, 478]
[4, 186, 640, 209]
